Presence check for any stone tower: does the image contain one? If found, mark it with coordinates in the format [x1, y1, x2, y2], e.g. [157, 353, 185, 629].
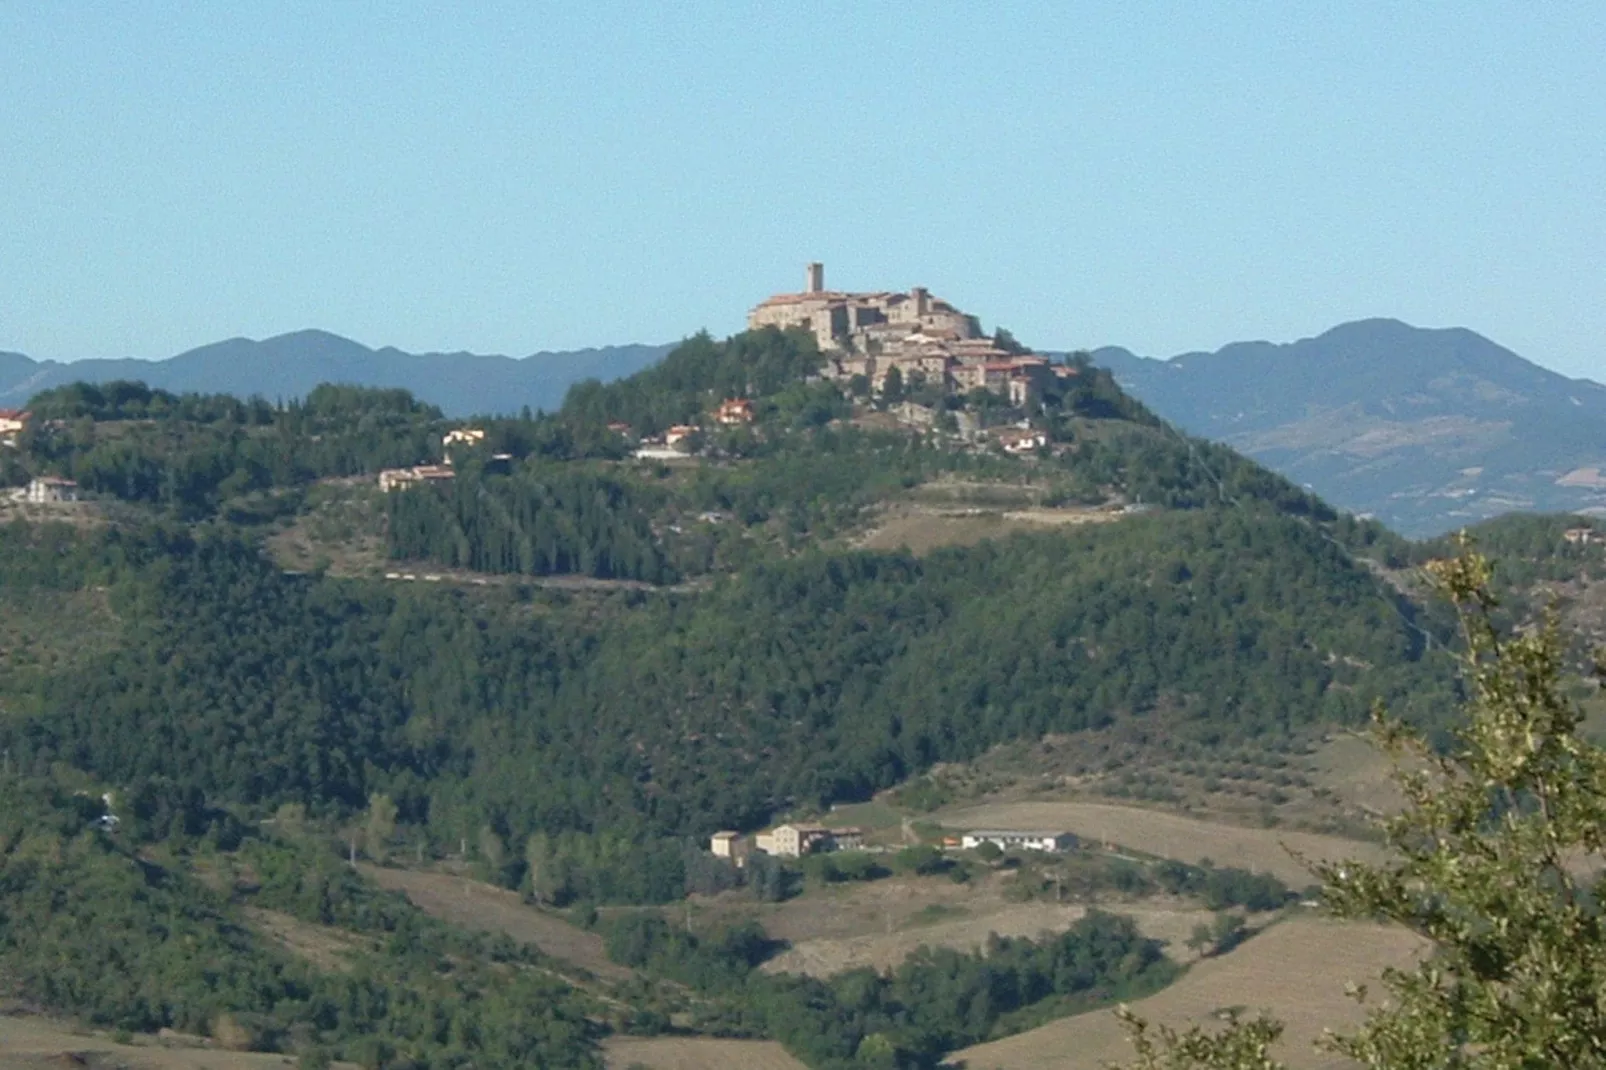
[806, 262, 825, 294]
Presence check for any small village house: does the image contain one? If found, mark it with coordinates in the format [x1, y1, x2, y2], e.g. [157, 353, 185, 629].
[997, 429, 1048, 455]
[25, 476, 80, 503]
[0, 409, 29, 440]
[378, 465, 457, 492]
[714, 398, 755, 425]
[663, 424, 699, 449]
[709, 830, 751, 866]
[1564, 527, 1598, 546]
[442, 427, 486, 449]
[959, 829, 1076, 853]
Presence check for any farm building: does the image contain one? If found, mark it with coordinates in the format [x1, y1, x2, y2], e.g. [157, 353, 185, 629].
[960, 830, 1077, 853]
[710, 830, 748, 862]
[752, 824, 867, 858]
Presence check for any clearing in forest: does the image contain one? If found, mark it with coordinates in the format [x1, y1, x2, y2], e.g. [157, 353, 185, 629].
[938, 801, 1383, 886]
[244, 906, 370, 973]
[602, 1036, 806, 1070]
[361, 865, 633, 980]
[856, 503, 1123, 555]
[948, 916, 1426, 1070]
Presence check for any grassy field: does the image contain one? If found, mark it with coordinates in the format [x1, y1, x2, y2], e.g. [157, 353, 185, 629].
[602, 1036, 806, 1070]
[0, 1015, 353, 1070]
[361, 865, 634, 981]
[950, 917, 1426, 1070]
[765, 899, 1215, 979]
[856, 503, 1123, 556]
[937, 801, 1384, 887]
[1306, 733, 1407, 818]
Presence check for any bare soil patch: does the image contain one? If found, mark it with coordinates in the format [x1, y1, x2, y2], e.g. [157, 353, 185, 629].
[361, 865, 632, 981]
[937, 801, 1382, 886]
[602, 1036, 806, 1070]
[949, 917, 1426, 1070]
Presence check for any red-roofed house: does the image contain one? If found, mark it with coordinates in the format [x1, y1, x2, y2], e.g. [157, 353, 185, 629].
[714, 398, 755, 425]
[664, 424, 699, 448]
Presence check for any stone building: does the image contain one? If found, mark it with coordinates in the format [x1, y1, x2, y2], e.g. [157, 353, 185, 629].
[748, 264, 1057, 406]
[747, 263, 980, 358]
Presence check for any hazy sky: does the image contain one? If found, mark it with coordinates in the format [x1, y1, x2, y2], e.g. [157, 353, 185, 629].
[4, 4, 1604, 376]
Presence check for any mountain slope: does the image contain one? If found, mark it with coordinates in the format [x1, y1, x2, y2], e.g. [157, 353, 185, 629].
[0, 331, 673, 416]
[1094, 319, 1606, 535]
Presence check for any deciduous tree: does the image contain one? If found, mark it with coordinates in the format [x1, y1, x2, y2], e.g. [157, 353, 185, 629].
[1117, 540, 1606, 1069]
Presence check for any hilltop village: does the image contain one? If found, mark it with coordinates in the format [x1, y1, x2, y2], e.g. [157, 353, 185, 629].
[750, 262, 1077, 408]
[614, 263, 1080, 460]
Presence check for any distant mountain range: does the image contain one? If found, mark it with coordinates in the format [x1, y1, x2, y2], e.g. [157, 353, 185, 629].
[7, 318, 1604, 536]
[1093, 319, 1606, 536]
[0, 330, 674, 418]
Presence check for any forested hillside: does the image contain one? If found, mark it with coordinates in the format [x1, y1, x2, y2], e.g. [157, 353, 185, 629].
[0, 325, 1468, 1068]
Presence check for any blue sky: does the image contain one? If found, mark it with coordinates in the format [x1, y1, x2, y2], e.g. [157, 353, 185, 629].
[3, 4, 1603, 377]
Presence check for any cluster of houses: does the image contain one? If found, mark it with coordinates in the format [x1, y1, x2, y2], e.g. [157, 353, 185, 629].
[709, 823, 1076, 865]
[710, 823, 867, 864]
[377, 427, 514, 492]
[748, 263, 1079, 407]
[625, 397, 757, 460]
[0, 410, 85, 502]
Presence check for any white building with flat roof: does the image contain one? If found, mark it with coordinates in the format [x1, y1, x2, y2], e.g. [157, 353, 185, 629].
[960, 830, 1076, 853]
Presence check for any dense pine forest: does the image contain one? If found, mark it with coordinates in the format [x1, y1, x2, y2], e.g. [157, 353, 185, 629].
[4, 325, 1583, 1068]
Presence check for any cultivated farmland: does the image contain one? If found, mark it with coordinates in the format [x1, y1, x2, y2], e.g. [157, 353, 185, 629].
[361, 865, 633, 980]
[938, 801, 1383, 886]
[949, 917, 1425, 1070]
